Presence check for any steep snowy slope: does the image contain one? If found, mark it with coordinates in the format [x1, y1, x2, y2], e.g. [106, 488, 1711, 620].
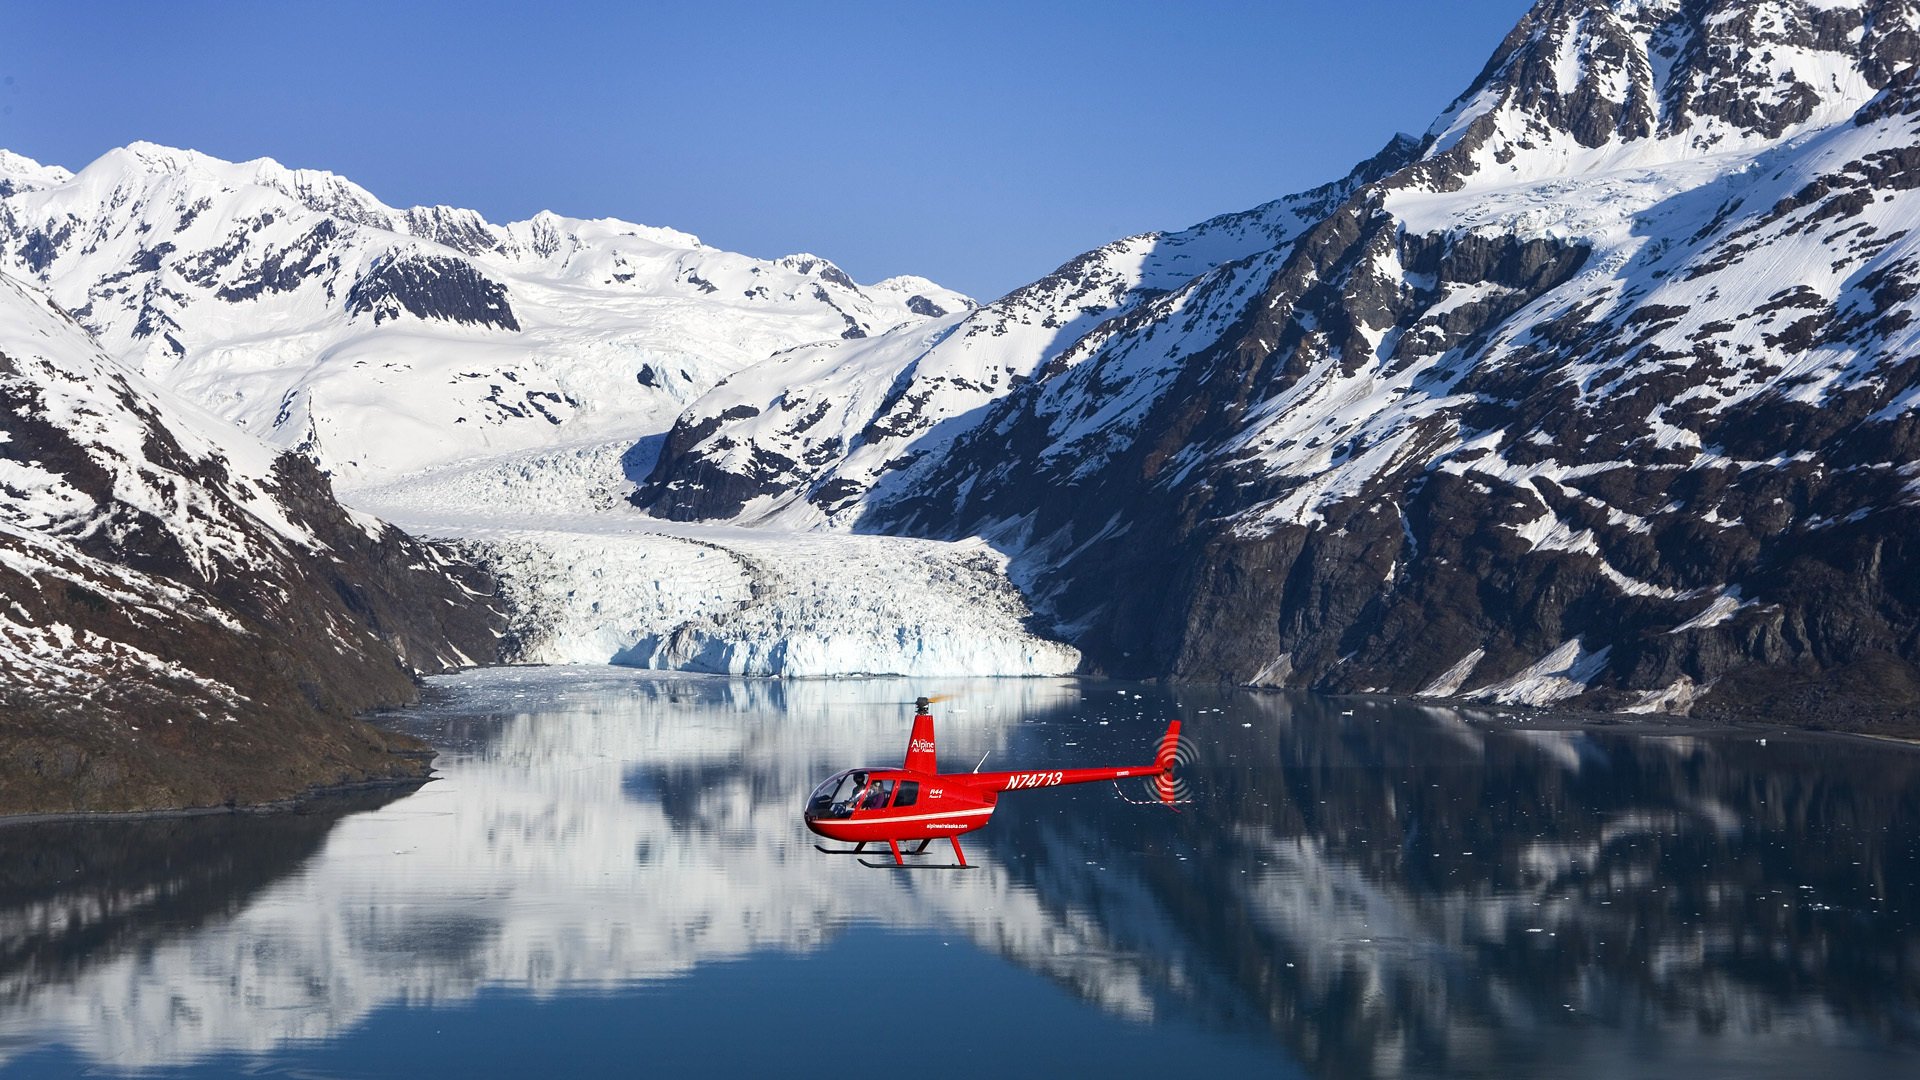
[643, 0, 1920, 730]
[0, 270, 501, 814]
[0, 143, 970, 486]
[634, 135, 1422, 526]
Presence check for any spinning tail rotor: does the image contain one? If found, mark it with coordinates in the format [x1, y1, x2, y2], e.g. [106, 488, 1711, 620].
[1118, 718, 1194, 806]
[1155, 718, 1182, 804]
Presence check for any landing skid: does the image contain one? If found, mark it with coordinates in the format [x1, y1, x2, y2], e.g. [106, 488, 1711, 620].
[856, 836, 974, 870]
[814, 840, 933, 856]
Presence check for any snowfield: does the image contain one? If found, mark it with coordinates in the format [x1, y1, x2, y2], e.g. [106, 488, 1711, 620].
[0, 143, 972, 488]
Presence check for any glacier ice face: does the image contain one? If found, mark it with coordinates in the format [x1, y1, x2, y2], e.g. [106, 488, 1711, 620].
[335, 411, 1081, 678]
[425, 522, 1081, 678]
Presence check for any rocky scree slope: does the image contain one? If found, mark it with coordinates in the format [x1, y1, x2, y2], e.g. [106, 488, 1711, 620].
[0, 272, 502, 815]
[651, 0, 1920, 733]
[0, 143, 970, 488]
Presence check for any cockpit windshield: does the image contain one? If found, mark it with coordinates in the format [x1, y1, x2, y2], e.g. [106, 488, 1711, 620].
[805, 771, 868, 818]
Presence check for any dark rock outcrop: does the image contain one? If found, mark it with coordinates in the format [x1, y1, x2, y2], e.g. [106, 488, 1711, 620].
[344, 251, 520, 330]
[0, 275, 503, 815]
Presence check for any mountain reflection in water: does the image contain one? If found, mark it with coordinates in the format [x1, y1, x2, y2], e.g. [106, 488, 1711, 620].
[0, 668, 1915, 1078]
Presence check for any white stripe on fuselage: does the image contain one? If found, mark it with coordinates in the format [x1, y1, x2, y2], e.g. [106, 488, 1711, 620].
[851, 807, 993, 825]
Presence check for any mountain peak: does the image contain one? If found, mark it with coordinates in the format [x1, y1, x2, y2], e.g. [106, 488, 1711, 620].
[0, 149, 72, 193]
[70, 142, 401, 228]
[776, 253, 859, 291]
[120, 139, 218, 171]
[504, 209, 704, 253]
[1405, 0, 1920, 191]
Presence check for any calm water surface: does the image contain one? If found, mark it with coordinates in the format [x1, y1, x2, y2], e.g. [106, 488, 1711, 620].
[2, 669, 1917, 1078]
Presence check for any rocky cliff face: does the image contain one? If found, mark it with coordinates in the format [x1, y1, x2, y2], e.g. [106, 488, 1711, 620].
[643, 0, 1920, 731]
[0, 272, 503, 814]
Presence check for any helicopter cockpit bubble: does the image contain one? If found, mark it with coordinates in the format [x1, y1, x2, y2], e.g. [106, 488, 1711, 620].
[805, 770, 868, 820]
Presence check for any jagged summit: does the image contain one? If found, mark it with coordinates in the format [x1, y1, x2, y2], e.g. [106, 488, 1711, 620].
[1406, 0, 1915, 188]
[66, 142, 711, 253]
[0, 149, 73, 193]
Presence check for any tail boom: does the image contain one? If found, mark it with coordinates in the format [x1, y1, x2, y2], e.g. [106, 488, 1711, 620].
[969, 718, 1182, 796]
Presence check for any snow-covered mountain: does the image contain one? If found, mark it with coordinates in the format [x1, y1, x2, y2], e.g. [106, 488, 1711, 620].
[635, 133, 1421, 526]
[0, 269, 501, 814]
[0, 142, 970, 487]
[0, 140, 1079, 684]
[640, 0, 1920, 730]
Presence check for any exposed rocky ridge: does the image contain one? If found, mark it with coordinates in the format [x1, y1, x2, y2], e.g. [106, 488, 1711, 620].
[343, 251, 519, 330]
[0, 142, 972, 486]
[0, 272, 503, 814]
[1409, 0, 1919, 183]
[640, 0, 1920, 732]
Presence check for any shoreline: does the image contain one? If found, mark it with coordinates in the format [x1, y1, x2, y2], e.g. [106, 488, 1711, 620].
[0, 773, 434, 829]
[1325, 687, 1920, 751]
[1849, 731, 1920, 749]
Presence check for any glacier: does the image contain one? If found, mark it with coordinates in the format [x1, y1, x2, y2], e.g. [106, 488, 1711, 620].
[348, 447, 1080, 678]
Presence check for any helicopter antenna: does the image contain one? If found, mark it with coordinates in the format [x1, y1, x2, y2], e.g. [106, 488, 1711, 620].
[974, 751, 990, 773]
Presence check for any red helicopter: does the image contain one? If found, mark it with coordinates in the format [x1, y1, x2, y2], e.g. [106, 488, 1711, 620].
[804, 695, 1183, 869]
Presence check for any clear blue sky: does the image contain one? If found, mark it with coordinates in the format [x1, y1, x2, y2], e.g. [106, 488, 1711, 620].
[1, 1, 1534, 300]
